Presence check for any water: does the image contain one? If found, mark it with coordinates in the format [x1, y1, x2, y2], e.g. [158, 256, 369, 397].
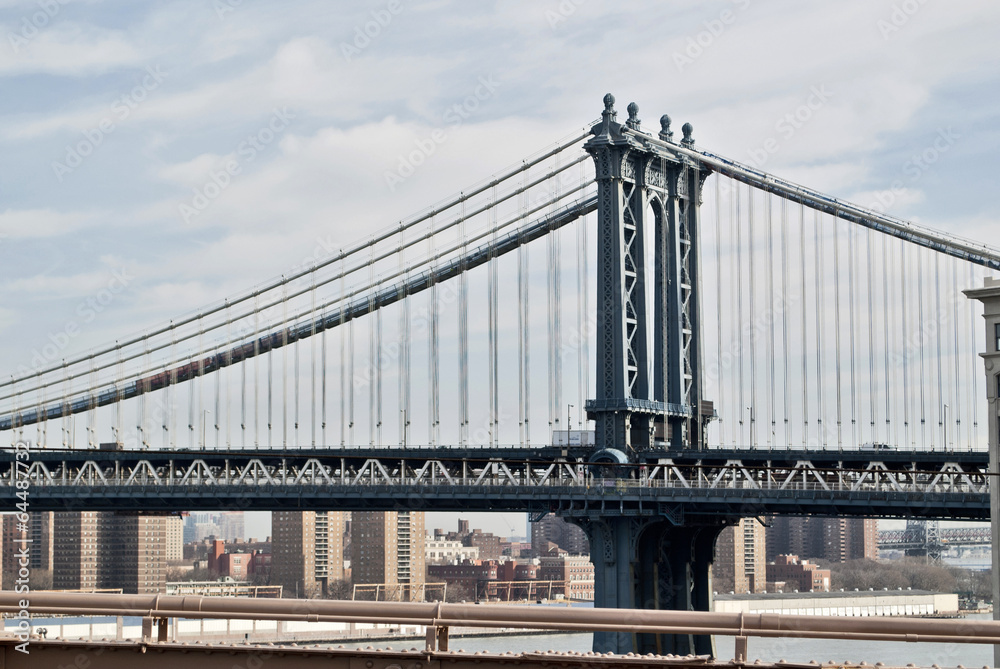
[385, 617, 994, 667]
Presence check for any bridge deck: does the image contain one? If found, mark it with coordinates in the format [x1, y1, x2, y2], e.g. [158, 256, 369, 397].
[1, 447, 988, 519]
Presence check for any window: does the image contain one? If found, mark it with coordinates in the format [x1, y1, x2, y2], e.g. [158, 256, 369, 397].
[996, 322, 1000, 351]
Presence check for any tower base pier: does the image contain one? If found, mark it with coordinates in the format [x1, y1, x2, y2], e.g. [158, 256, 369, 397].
[571, 516, 724, 656]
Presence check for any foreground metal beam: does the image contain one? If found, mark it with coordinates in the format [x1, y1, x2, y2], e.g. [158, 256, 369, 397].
[4, 592, 1000, 647]
[0, 638, 769, 669]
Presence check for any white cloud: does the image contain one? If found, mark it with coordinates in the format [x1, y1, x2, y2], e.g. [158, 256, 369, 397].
[0, 208, 101, 238]
[0, 22, 143, 76]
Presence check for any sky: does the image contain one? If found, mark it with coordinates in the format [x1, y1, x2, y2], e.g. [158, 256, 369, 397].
[2, 0, 999, 538]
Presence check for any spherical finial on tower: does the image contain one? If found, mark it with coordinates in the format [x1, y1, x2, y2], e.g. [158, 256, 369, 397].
[681, 122, 694, 146]
[659, 114, 673, 141]
[603, 93, 615, 111]
[625, 102, 641, 130]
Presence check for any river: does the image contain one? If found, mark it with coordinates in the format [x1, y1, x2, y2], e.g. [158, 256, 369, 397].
[372, 615, 994, 667]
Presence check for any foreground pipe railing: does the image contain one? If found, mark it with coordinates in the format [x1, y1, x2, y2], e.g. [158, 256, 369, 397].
[1, 591, 999, 659]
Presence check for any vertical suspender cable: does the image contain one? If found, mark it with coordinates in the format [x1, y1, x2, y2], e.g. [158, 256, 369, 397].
[41, 371, 48, 447]
[86, 363, 96, 447]
[189, 341, 196, 449]
[311, 275, 318, 448]
[799, 202, 808, 446]
[282, 287, 288, 448]
[116, 345, 124, 446]
[294, 319, 300, 445]
[253, 297, 260, 448]
[814, 210, 825, 447]
[900, 238, 910, 447]
[459, 198, 469, 446]
[38, 372, 45, 447]
[429, 215, 440, 446]
[348, 316, 355, 445]
[548, 158, 562, 438]
[714, 176, 724, 447]
[735, 181, 744, 444]
[934, 253, 944, 448]
[882, 233, 891, 444]
[728, 179, 738, 445]
[918, 248, 927, 448]
[518, 221, 527, 446]
[518, 174, 530, 446]
[63, 363, 70, 448]
[780, 197, 789, 447]
[376, 297, 383, 446]
[578, 162, 588, 433]
[766, 193, 775, 447]
[832, 214, 843, 447]
[488, 186, 499, 447]
[339, 255, 347, 446]
[369, 247, 377, 446]
[399, 223, 411, 448]
[321, 307, 327, 447]
[847, 223, 857, 448]
[951, 258, 961, 448]
[170, 327, 178, 448]
[747, 185, 756, 447]
[967, 263, 977, 446]
[267, 328, 273, 448]
[141, 345, 149, 448]
[867, 228, 877, 444]
[241, 332, 247, 449]
[226, 307, 232, 448]
[215, 336, 221, 449]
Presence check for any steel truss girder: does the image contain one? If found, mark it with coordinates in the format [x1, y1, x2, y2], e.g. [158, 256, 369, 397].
[0, 450, 987, 519]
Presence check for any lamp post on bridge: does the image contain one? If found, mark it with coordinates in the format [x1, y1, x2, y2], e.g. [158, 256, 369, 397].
[963, 277, 1000, 667]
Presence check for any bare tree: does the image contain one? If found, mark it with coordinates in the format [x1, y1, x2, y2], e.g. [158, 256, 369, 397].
[325, 579, 353, 600]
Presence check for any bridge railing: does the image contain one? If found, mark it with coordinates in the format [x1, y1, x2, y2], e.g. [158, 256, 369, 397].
[2, 591, 999, 661]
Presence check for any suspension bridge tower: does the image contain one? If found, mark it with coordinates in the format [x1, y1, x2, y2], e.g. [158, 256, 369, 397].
[572, 95, 722, 656]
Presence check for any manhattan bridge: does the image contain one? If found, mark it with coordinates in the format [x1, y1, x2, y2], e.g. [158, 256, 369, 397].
[2, 95, 998, 656]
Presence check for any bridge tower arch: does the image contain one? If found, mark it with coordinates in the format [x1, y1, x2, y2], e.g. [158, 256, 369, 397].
[576, 95, 724, 656]
[584, 94, 713, 459]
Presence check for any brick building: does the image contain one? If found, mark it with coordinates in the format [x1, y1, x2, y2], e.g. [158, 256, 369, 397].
[714, 518, 767, 594]
[531, 515, 589, 556]
[768, 554, 831, 592]
[53, 512, 167, 594]
[2, 512, 54, 586]
[538, 554, 594, 600]
[270, 510, 345, 597]
[351, 511, 425, 601]
[766, 517, 877, 563]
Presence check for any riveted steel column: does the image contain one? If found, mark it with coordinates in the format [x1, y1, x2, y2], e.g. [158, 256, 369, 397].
[585, 517, 634, 653]
[572, 515, 724, 656]
[585, 95, 634, 455]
